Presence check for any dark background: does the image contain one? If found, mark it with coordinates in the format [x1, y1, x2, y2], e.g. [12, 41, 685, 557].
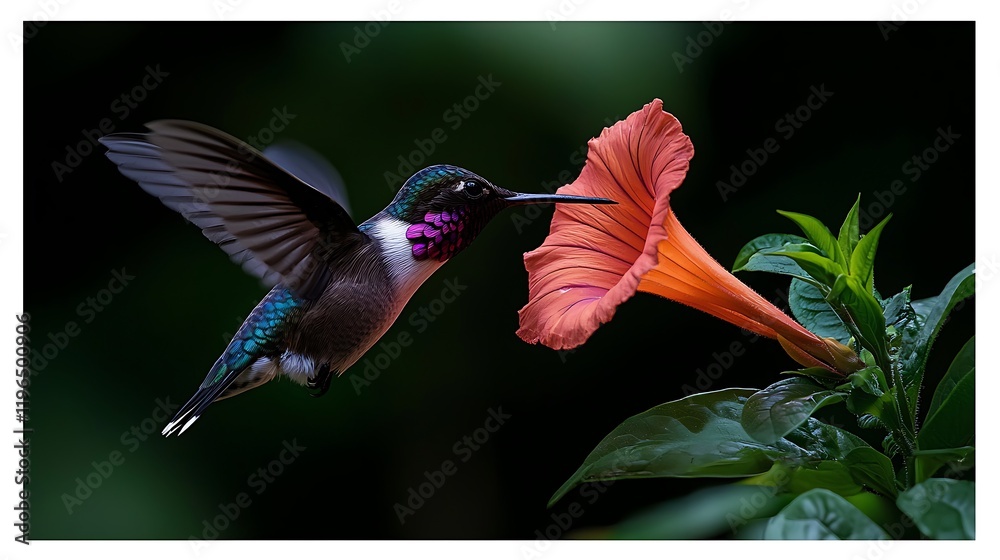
[24, 22, 974, 539]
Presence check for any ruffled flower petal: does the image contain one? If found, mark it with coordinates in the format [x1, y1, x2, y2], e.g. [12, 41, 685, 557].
[516, 99, 693, 349]
[517, 99, 862, 374]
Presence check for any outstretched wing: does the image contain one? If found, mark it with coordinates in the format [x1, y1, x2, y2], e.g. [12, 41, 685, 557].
[100, 120, 365, 299]
[264, 141, 352, 217]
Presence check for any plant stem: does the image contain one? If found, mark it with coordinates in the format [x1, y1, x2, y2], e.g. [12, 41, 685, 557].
[890, 356, 917, 490]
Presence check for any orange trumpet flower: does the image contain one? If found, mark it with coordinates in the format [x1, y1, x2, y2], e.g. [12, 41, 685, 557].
[517, 99, 861, 374]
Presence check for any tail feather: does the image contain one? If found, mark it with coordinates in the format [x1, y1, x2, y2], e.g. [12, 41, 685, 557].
[161, 353, 256, 437]
[162, 374, 237, 436]
[162, 285, 303, 436]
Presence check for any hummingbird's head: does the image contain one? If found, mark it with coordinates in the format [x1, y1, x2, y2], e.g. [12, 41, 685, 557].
[385, 164, 615, 262]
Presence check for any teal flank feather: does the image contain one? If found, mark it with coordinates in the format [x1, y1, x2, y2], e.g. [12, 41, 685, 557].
[211, 286, 302, 384]
[162, 285, 303, 436]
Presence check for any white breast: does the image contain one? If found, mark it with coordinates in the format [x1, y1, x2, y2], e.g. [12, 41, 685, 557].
[367, 217, 445, 314]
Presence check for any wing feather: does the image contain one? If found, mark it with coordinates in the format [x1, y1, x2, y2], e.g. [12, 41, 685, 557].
[100, 120, 364, 299]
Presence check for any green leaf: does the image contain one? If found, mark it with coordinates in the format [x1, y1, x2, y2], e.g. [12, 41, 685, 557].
[782, 415, 870, 460]
[913, 446, 974, 462]
[746, 439, 892, 501]
[764, 489, 889, 539]
[843, 366, 888, 396]
[784, 462, 862, 496]
[913, 351, 974, 480]
[927, 336, 975, 421]
[742, 378, 845, 444]
[549, 389, 867, 506]
[896, 479, 975, 539]
[782, 366, 847, 386]
[850, 215, 892, 295]
[777, 210, 847, 269]
[900, 264, 975, 403]
[841, 367, 898, 430]
[766, 249, 843, 286]
[742, 461, 863, 497]
[837, 195, 861, 268]
[846, 391, 897, 430]
[882, 286, 917, 331]
[916, 338, 974, 454]
[842, 447, 899, 497]
[845, 492, 911, 534]
[732, 233, 811, 279]
[788, 278, 851, 344]
[913, 447, 975, 483]
[830, 274, 889, 367]
[609, 484, 793, 539]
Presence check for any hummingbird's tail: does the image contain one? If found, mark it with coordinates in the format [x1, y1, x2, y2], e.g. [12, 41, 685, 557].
[161, 366, 243, 437]
[162, 286, 303, 436]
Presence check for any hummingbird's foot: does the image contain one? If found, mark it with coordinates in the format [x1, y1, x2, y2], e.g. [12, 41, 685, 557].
[307, 364, 334, 397]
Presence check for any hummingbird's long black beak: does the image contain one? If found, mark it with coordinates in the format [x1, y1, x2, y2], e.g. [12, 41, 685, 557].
[502, 192, 617, 206]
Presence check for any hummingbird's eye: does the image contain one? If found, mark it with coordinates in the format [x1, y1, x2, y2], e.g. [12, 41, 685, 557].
[463, 180, 485, 199]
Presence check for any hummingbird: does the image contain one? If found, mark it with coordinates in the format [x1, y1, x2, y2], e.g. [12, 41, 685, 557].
[99, 120, 614, 436]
